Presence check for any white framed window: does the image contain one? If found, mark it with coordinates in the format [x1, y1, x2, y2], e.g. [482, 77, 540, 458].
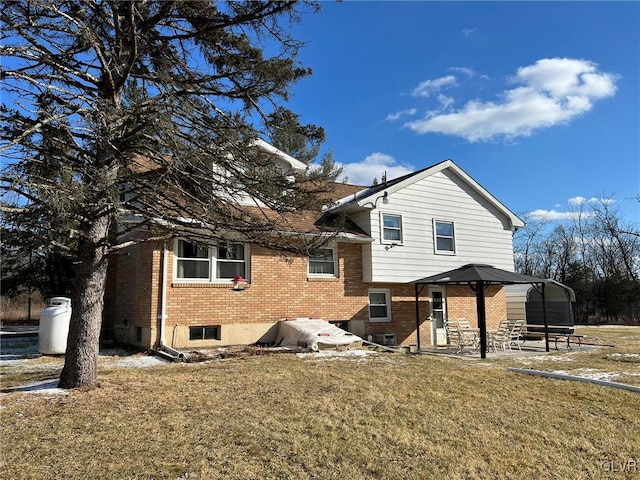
[434, 220, 455, 254]
[175, 240, 210, 280]
[216, 244, 246, 279]
[174, 239, 248, 282]
[368, 288, 391, 322]
[381, 213, 403, 244]
[308, 247, 337, 277]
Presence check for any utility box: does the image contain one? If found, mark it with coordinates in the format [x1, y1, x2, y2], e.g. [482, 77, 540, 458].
[38, 297, 72, 355]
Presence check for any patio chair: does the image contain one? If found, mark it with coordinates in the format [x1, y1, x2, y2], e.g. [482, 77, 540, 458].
[458, 318, 480, 348]
[492, 320, 524, 354]
[445, 319, 458, 346]
[507, 320, 525, 353]
[446, 319, 478, 353]
[457, 318, 473, 330]
[488, 320, 511, 353]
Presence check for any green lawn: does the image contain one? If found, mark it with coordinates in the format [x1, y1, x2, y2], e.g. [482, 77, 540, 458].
[1, 326, 638, 479]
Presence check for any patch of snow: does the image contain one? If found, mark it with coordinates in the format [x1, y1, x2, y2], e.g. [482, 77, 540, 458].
[2, 379, 68, 396]
[551, 368, 621, 382]
[104, 355, 170, 368]
[296, 349, 377, 361]
[99, 348, 133, 357]
[588, 325, 636, 328]
[609, 353, 640, 359]
[0, 336, 41, 359]
[1, 357, 49, 368]
[519, 354, 575, 363]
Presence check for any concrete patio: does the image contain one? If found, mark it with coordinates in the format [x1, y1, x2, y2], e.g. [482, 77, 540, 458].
[416, 338, 596, 360]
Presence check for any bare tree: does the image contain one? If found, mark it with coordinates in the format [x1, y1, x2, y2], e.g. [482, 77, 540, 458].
[513, 215, 548, 276]
[522, 227, 573, 281]
[1, 0, 340, 388]
[590, 198, 639, 282]
[514, 196, 640, 324]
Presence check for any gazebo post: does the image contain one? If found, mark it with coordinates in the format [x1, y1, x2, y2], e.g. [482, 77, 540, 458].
[542, 282, 550, 352]
[475, 280, 487, 359]
[414, 283, 421, 351]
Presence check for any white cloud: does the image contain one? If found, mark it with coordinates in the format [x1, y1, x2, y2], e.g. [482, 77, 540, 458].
[514, 58, 617, 99]
[568, 196, 587, 206]
[449, 67, 476, 78]
[568, 195, 615, 206]
[385, 108, 417, 121]
[528, 194, 615, 221]
[404, 58, 619, 143]
[437, 94, 455, 111]
[411, 75, 458, 98]
[338, 152, 414, 186]
[462, 28, 477, 37]
[527, 209, 593, 221]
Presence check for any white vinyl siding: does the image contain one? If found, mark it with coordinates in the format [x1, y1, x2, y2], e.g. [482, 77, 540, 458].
[363, 169, 516, 282]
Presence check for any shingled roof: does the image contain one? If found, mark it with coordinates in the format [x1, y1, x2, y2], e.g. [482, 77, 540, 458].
[122, 147, 373, 242]
[239, 179, 371, 240]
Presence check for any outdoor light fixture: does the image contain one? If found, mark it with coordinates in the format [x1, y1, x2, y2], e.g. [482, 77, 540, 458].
[232, 275, 247, 291]
[363, 190, 389, 208]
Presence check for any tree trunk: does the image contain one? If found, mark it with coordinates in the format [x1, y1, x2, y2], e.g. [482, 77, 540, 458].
[59, 215, 111, 389]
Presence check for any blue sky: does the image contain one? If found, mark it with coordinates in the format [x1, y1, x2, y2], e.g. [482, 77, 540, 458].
[286, 1, 640, 224]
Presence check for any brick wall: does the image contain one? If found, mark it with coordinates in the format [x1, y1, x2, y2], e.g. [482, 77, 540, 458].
[446, 285, 507, 329]
[105, 240, 507, 348]
[104, 241, 161, 347]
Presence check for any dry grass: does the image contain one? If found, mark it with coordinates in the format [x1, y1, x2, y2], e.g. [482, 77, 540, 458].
[0, 295, 45, 324]
[501, 326, 640, 388]
[1, 328, 639, 480]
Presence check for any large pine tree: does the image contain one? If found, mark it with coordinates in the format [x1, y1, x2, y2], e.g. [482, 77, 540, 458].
[1, 0, 338, 388]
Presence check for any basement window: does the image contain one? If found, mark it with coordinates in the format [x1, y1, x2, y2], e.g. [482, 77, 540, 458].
[189, 325, 221, 341]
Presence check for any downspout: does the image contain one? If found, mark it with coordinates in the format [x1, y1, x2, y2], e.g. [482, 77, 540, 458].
[156, 240, 185, 361]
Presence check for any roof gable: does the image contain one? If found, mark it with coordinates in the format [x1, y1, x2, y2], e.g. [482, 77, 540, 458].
[330, 159, 525, 229]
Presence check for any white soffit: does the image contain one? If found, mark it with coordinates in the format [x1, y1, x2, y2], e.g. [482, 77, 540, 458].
[252, 138, 307, 172]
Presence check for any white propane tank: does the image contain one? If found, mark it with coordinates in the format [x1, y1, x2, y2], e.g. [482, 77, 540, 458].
[38, 297, 72, 355]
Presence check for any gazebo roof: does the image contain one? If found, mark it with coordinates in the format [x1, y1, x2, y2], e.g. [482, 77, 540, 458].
[411, 264, 549, 286]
